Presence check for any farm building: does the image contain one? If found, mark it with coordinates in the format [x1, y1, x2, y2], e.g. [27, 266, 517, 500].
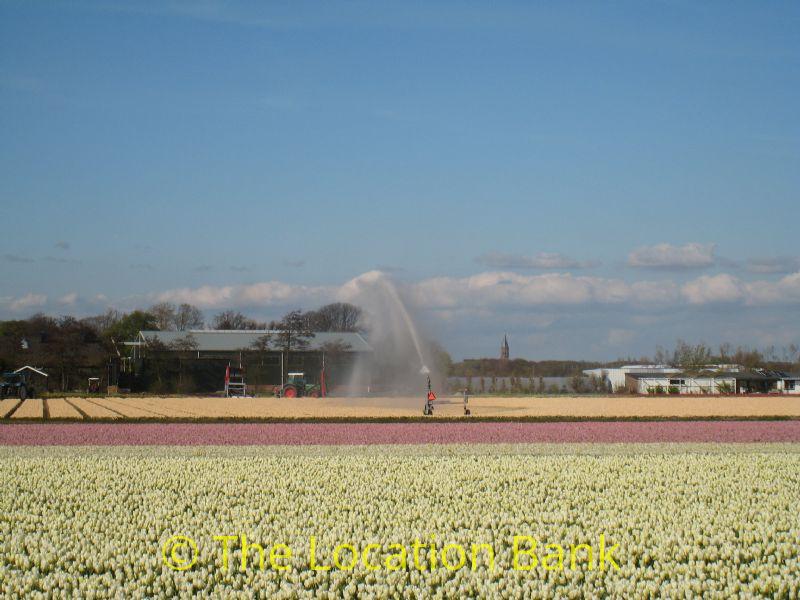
[122, 330, 373, 394]
[625, 370, 800, 395]
[582, 365, 682, 392]
[13, 366, 49, 394]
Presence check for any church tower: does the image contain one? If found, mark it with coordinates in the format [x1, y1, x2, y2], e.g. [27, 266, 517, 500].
[500, 334, 509, 360]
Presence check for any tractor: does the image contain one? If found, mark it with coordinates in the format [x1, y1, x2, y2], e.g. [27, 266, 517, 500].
[274, 372, 322, 398]
[0, 372, 34, 400]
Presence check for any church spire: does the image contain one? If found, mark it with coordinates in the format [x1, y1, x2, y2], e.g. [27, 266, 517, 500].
[501, 334, 509, 360]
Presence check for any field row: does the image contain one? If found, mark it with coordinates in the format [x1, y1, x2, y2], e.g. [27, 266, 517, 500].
[4, 394, 800, 420]
[2, 421, 800, 445]
[1, 445, 798, 597]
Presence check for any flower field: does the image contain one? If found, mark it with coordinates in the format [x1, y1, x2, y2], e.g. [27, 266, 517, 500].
[2, 420, 800, 445]
[5, 394, 800, 421]
[1, 445, 799, 597]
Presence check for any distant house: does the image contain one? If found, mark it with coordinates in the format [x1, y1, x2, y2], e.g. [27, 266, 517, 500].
[624, 369, 800, 395]
[123, 330, 373, 394]
[582, 365, 681, 392]
[624, 372, 736, 395]
[776, 374, 800, 394]
[583, 364, 800, 395]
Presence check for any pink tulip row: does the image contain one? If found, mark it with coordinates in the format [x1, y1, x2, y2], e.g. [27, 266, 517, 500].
[1, 420, 799, 445]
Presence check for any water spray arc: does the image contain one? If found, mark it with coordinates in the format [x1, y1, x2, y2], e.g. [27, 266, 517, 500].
[338, 271, 433, 397]
[377, 276, 428, 374]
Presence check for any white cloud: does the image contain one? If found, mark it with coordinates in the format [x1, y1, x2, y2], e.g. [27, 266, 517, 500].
[58, 292, 79, 305]
[679, 271, 800, 306]
[154, 281, 333, 309]
[681, 274, 744, 304]
[409, 272, 638, 309]
[628, 242, 716, 269]
[475, 252, 598, 270]
[629, 280, 680, 304]
[8, 293, 47, 312]
[151, 269, 800, 314]
[743, 256, 800, 274]
[744, 271, 800, 305]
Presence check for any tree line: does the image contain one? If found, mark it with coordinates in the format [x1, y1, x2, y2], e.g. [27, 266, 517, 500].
[142, 301, 364, 334]
[449, 340, 800, 378]
[0, 302, 365, 392]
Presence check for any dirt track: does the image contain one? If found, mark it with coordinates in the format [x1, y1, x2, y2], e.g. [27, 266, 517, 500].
[3, 394, 800, 420]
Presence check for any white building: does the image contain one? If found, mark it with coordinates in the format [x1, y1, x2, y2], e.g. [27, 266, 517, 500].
[624, 369, 800, 395]
[626, 373, 737, 395]
[583, 364, 800, 395]
[776, 375, 800, 395]
[582, 365, 681, 392]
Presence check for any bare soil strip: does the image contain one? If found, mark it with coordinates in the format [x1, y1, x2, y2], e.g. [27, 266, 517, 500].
[48, 399, 84, 419]
[0, 399, 21, 419]
[64, 398, 89, 419]
[70, 398, 123, 419]
[97, 397, 172, 418]
[112, 396, 199, 418]
[11, 399, 43, 419]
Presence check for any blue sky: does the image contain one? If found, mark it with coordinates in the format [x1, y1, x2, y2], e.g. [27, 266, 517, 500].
[1, 1, 799, 359]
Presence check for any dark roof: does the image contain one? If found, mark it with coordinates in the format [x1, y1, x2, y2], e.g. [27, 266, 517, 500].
[714, 371, 777, 381]
[138, 330, 372, 353]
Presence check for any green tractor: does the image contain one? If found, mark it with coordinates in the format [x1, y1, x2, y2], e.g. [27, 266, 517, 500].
[0, 372, 34, 401]
[274, 372, 322, 398]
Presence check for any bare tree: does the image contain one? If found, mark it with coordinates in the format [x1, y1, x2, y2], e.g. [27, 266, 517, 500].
[211, 310, 263, 330]
[250, 333, 273, 366]
[304, 303, 364, 332]
[274, 310, 315, 382]
[175, 303, 204, 331]
[672, 340, 712, 369]
[149, 302, 177, 331]
[170, 334, 199, 391]
[81, 309, 122, 335]
[143, 335, 169, 389]
[653, 345, 668, 365]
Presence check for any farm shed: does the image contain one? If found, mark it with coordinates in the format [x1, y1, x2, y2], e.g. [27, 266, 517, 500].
[123, 330, 373, 394]
[583, 365, 682, 392]
[625, 372, 737, 395]
[13, 366, 49, 394]
[627, 369, 799, 395]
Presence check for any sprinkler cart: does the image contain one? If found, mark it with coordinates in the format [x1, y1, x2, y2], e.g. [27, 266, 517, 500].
[423, 375, 436, 415]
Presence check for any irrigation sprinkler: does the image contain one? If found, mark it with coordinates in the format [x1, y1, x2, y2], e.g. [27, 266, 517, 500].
[423, 374, 435, 416]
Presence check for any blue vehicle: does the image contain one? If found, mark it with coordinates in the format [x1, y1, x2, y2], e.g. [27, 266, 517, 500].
[0, 371, 34, 400]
